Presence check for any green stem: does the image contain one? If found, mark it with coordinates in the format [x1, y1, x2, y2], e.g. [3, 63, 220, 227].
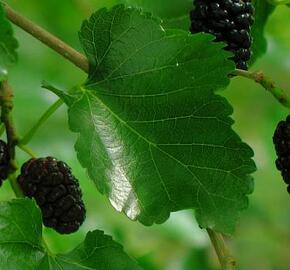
[231, 69, 290, 108]
[207, 229, 236, 270]
[0, 123, 5, 136]
[9, 173, 23, 197]
[17, 144, 37, 158]
[20, 99, 63, 145]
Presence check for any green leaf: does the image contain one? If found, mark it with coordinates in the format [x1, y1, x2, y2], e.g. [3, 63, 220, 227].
[0, 199, 46, 269]
[121, 0, 192, 30]
[0, 3, 18, 81]
[57, 230, 141, 270]
[251, 0, 275, 64]
[56, 5, 257, 234]
[0, 198, 141, 269]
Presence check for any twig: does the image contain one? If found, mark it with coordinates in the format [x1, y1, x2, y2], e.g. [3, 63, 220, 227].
[3, 2, 89, 73]
[207, 229, 236, 270]
[231, 69, 290, 108]
[0, 81, 18, 162]
[0, 81, 23, 196]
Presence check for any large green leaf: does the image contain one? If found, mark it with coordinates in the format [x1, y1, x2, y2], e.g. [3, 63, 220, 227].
[0, 3, 18, 81]
[0, 198, 141, 269]
[51, 5, 256, 234]
[251, 0, 275, 64]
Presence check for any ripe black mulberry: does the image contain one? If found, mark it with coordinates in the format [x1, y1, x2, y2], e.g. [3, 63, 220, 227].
[18, 157, 86, 234]
[273, 115, 290, 192]
[190, 0, 254, 70]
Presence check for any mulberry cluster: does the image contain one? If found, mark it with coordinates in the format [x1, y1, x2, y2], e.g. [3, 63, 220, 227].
[190, 0, 255, 70]
[273, 116, 290, 193]
[18, 157, 86, 234]
[0, 140, 10, 186]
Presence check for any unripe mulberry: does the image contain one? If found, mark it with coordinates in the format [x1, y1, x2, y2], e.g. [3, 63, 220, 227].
[273, 115, 290, 191]
[0, 140, 10, 186]
[17, 157, 86, 234]
[190, 0, 254, 70]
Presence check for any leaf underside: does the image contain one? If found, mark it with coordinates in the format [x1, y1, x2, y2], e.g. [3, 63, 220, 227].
[0, 3, 18, 81]
[0, 199, 141, 270]
[50, 5, 256, 234]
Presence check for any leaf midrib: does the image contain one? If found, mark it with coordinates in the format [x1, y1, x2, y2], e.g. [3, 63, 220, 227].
[83, 89, 216, 199]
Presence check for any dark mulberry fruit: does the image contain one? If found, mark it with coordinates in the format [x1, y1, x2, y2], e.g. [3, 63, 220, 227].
[17, 157, 86, 234]
[273, 116, 290, 190]
[190, 0, 254, 70]
[0, 140, 10, 186]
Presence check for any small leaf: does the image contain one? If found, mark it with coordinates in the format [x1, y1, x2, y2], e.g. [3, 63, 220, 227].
[251, 0, 275, 64]
[0, 199, 46, 269]
[0, 198, 141, 269]
[0, 3, 18, 81]
[57, 230, 141, 270]
[52, 5, 257, 234]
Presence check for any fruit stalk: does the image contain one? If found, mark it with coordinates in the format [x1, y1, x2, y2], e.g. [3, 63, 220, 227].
[20, 98, 64, 145]
[232, 69, 290, 108]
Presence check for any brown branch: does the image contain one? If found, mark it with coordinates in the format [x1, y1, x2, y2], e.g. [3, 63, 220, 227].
[0, 81, 18, 161]
[0, 81, 23, 197]
[3, 2, 89, 73]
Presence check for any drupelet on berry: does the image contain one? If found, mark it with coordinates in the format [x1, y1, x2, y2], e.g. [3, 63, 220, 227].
[190, 0, 254, 70]
[17, 157, 86, 234]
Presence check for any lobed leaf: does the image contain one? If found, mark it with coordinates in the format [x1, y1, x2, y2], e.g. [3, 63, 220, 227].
[47, 5, 258, 234]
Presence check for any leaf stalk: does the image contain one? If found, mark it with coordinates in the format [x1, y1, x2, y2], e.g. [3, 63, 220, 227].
[207, 229, 236, 270]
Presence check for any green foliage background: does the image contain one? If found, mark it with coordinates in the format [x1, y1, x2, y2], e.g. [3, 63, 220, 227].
[1, 0, 290, 269]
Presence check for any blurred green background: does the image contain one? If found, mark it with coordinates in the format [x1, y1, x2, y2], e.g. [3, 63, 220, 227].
[1, 1, 290, 269]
